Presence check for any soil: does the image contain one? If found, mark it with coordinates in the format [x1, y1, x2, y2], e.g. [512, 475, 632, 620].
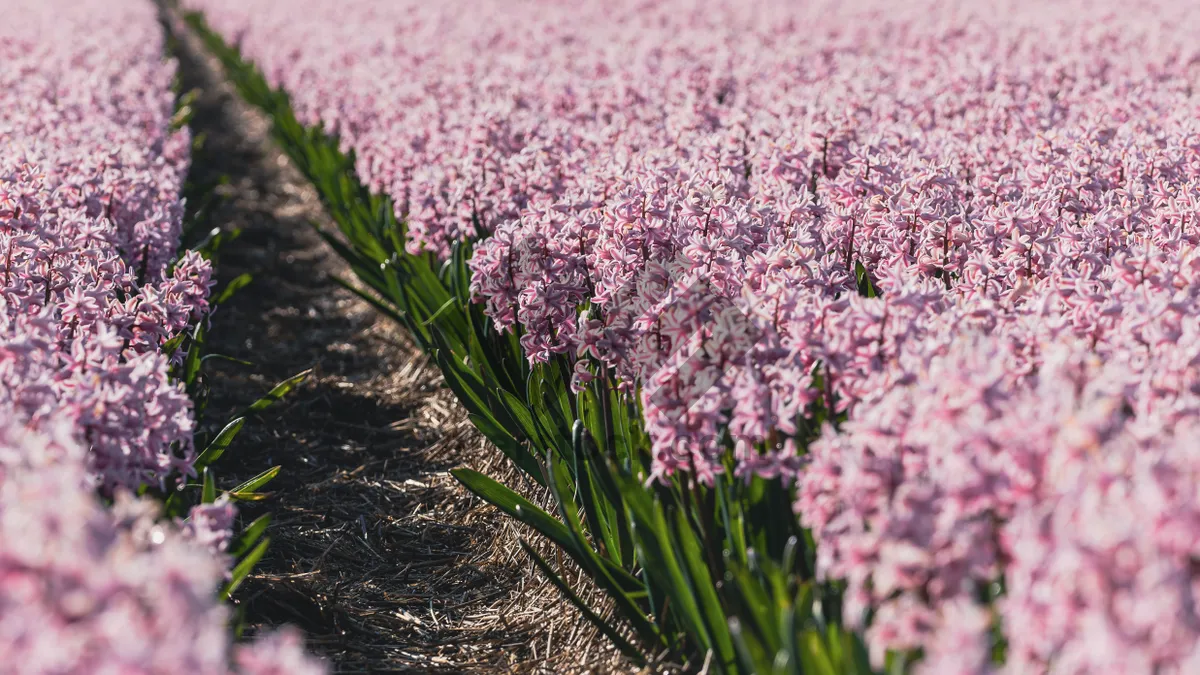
[168, 14, 626, 674]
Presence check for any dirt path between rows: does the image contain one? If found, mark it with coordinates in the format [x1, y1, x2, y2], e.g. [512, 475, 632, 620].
[169, 16, 621, 674]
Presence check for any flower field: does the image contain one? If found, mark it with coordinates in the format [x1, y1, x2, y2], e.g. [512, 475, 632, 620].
[182, 0, 1200, 671]
[11, 0, 1200, 671]
[0, 1, 319, 672]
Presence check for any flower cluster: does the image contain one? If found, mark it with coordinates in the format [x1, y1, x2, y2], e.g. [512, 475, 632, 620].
[181, 495, 239, 558]
[0, 416, 324, 675]
[800, 309, 1200, 672]
[2, 0, 215, 490]
[2, 2, 321, 671]
[187, 0, 1200, 669]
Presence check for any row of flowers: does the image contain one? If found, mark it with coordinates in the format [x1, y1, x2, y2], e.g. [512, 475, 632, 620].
[188, 0, 1200, 671]
[0, 2, 320, 671]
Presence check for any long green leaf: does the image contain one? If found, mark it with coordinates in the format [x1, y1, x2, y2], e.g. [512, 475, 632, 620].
[194, 417, 245, 471]
[215, 272, 253, 304]
[222, 537, 270, 599]
[201, 467, 217, 504]
[452, 468, 581, 558]
[521, 540, 646, 665]
[243, 370, 310, 415]
[230, 514, 272, 558]
[229, 465, 282, 498]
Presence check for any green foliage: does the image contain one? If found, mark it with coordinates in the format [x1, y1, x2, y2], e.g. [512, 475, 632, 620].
[222, 537, 271, 600]
[187, 11, 878, 673]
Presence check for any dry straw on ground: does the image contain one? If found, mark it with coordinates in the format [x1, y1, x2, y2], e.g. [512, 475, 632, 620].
[170, 17, 639, 673]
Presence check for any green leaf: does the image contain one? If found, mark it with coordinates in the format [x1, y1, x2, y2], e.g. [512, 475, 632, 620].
[230, 514, 272, 558]
[624, 488, 718, 664]
[452, 468, 580, 557]
[728, 563, 781, 655]
[312, 227, 387, 289]
[577, 423, 635, 567]
[669, 503, 737, 670]
[229, 465, 282, 499]
[521, 540, 646, 665]
[454, 467, 644, 603]
[467, 412, 541, 482]
[421, 296, 459, 328]
[161, 332, 188, 359]
[184, 322, 206, 387]
[498, 388, 541, 446]
[163, 489, 186, 519]
[222, 537, 270, 600]
[798, 630, 838, 675]
[243, 370, 310, 415]
[200, 353, 254, 367]
[571, 423, 621, 565]
[432, 341, 497, 423]
[855, 261, 878, 298]
[730, 617, 774, 675]
[201, 467, 217, 504]
[541, 448, 659, 646]
[215, 272, 253, 304]
[528, 366, 572, 458]
[194, 417, 245, 472]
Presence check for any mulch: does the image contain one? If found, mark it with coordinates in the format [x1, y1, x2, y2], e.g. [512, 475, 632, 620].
[170, 17, 629, 673]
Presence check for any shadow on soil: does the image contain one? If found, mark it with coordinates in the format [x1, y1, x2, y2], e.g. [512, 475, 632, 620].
[169, 16, 601, 673]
